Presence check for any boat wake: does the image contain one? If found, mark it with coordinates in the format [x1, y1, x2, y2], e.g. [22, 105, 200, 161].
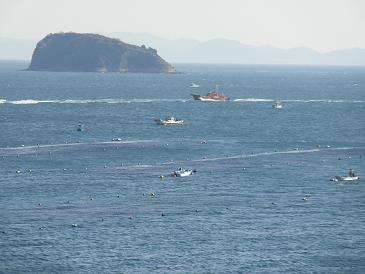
[234, 98, 365, 103]
[1, 98, 363, 105]
[234, 98, 273, 102]
[0, 98, 190, 105]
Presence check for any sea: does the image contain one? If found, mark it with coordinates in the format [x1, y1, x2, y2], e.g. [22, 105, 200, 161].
[0, 61, 364, 273]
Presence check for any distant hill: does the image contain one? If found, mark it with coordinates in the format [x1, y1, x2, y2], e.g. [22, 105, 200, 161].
[27, 32, 175, 73]
[109, 33, 365, 66]
[2, 32, 365, 66]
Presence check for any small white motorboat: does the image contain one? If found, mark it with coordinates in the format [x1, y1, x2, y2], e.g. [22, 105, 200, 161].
[155, 117, 184, 125]
[172, 168, 193, 177]
[189, 83, 200, 88]
[272, 100, 282, 109]
[334, 175, 359, 181]
[111, 138, 122, 142]
[332, 169, 359, 181]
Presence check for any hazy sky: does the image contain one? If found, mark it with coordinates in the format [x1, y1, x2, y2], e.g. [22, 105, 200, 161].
[1, 0, 364, 52]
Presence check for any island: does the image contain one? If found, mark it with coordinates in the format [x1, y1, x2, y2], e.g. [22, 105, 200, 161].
[27, 32, 176, 73]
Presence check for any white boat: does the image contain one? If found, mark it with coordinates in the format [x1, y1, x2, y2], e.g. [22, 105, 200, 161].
[111, 138, 122, 142]
[272, 100, 282, 109]
[334, 175, 359, 181]
[155, 117, 184, 125]
[189, 83, 200, 88]
[332, 169, 359, 181]
[172, 168, 193, 177]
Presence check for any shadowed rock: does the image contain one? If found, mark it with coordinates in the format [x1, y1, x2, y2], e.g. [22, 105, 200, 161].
[27, 32, 175, 73]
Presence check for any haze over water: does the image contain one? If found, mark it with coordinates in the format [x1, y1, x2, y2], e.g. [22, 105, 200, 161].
[0, 62, 365, 273]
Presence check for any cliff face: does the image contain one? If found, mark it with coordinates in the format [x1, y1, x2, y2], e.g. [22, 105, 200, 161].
[27, 33, 175, 73]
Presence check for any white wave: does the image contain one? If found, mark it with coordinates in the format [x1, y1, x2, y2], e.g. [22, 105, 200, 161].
[282, 99, 365, 103]
[234, 98, 273, 102]
[234, 98, 365, 103]
[2, 98, 363, 105]
[10, 99, 55, 105]
[1, 98, 189, 105]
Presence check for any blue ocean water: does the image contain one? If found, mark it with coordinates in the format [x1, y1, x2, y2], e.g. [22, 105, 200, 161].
[0, 61, 364, 273]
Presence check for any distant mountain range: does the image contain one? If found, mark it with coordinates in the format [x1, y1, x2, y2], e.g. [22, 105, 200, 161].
[1, 32, 365, 66]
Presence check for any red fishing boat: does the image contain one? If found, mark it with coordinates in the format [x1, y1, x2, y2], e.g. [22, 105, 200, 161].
[191, 85, 229, 101]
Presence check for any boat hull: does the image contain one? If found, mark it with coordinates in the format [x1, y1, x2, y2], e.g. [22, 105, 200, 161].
[155, 119, 184, 125]
[191, 94, 229, 101]
[336, 176, 359, 181]
[173, 170, 193, 177]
